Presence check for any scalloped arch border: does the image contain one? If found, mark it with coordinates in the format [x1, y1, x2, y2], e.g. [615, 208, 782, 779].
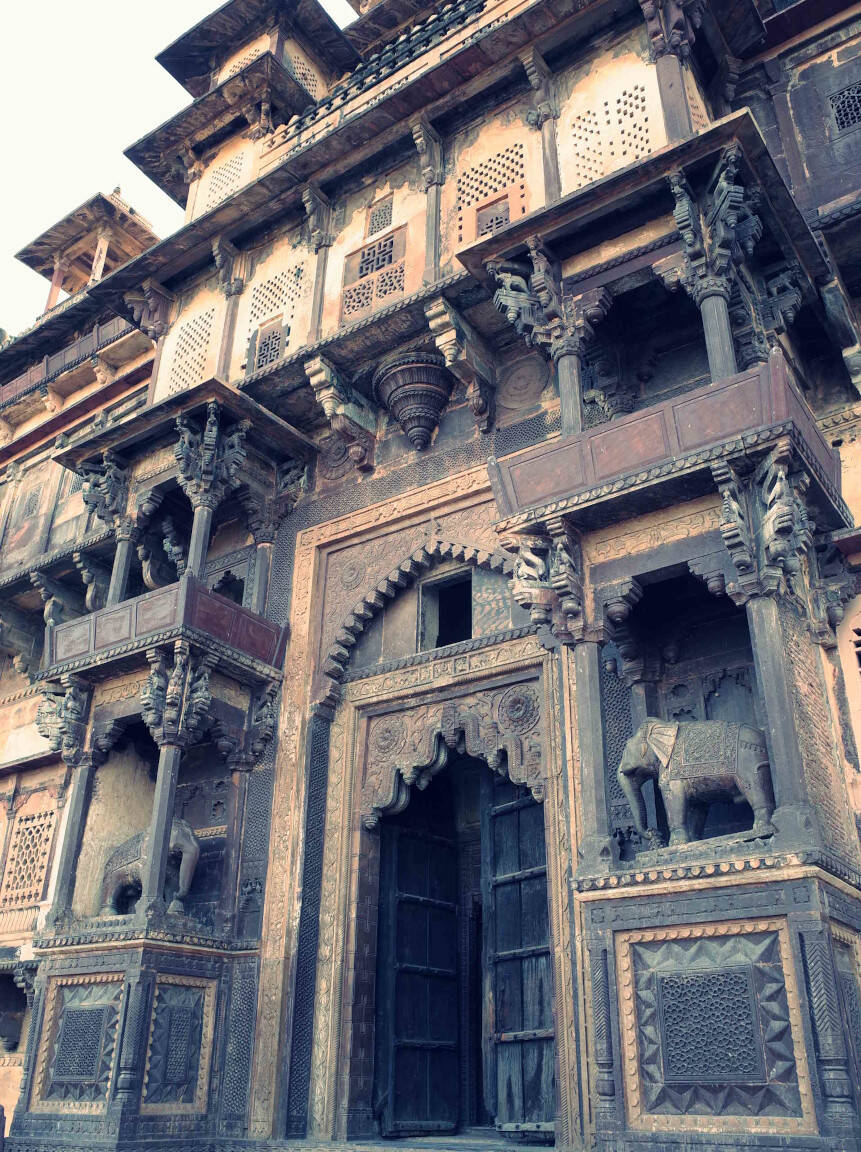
[320, 537, 514, 686]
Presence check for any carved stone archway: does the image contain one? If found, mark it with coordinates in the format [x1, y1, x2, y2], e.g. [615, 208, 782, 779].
[361, 678, 545, 828]
[319, 536, 514, 690]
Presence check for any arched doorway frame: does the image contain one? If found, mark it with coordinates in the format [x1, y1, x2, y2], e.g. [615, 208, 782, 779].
[306, 630, 581, 1145]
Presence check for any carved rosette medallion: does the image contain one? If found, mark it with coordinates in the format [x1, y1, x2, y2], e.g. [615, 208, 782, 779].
[498, 684, 540, 734]
[373, 351, 452, 450]
[368, 715, 407, 758]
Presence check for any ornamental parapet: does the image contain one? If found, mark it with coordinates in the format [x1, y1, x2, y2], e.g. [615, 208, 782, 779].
[42, 575, 286, 685]
[490, 346, 848, 533]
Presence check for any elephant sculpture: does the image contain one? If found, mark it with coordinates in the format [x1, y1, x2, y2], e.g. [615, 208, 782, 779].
[617, 718, 774, 847]
[100, 817, 200, 916]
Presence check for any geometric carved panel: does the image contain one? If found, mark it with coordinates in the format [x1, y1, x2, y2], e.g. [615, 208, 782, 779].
[31, 975, 123, 1113]
[616, 919, 816, 1135]
[141, 976, 216, 1114]
[0, 804, 57, 909]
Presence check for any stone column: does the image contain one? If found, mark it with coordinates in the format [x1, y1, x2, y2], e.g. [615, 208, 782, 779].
[250, 541, 272, 614]
[112, 961, 151, 1111]
[302, 187, 334, 342]
[45, 755, 96, 926]
[656, 54, 693, 141]
[697, 283, 738, 381]
[89, 227, 113, 285]
[553, 339, 585, 437]
[106, 521, 137, 606]
[137, 743, 183, 919]
[186, 501, 214, 578]
[745, 595, 815, 844]
[45, 254, 69, 312]
[573, 640, 614, 871]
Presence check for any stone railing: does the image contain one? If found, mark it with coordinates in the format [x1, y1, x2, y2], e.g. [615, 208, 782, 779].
[491, 348, 842, 523]
[0, 317, 132, 409]
[45, 575, 286, 677]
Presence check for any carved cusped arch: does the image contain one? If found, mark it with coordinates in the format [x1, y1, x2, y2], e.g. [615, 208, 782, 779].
[321, 536, 514, 689]
[361, 680, 544, 829]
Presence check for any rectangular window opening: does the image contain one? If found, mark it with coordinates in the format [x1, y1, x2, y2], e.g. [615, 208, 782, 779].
[421, 572, 473, 651]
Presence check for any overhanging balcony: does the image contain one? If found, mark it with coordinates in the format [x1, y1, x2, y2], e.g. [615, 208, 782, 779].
[43, 575, 286, 683]
[489, 348, 848, 532]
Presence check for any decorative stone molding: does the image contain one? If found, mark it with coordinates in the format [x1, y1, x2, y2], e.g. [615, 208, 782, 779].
[319, 537, 514, 693]
[372, 350, 453, 450]
[425, 297, 496, 433]
[175, 401, 250, 511]
[361, 679, 545, 828]
[305, 355, 376, 472]
[140, 640, 215, 747]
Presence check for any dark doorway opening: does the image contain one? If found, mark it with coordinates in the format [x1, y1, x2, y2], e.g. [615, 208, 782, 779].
[373, 755, 555, 1142]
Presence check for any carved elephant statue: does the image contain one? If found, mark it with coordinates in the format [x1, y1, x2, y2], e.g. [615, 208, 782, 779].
[617, 718, 774, 847]
[99, 817, 200, 916]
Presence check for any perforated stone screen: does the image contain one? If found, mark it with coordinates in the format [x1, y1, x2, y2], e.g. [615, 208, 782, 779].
[0, 806, 56, 908]
[203, 154, 246, 213]
[367, 198, 393, 238]
[456, 144, 526, 243]
[168, 309, 216, 395]
[287, 51, 321, 99]
[53, 1008, 107, 1082]
[831, 83, 861, 133]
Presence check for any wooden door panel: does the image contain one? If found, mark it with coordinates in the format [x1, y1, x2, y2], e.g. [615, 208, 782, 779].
[484, 774, 555, 1135]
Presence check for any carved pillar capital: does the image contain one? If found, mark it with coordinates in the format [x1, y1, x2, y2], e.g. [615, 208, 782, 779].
[36, 677, 91, 768]
[79, 449, 129, 528]
[175, 402, 250, 512]
[140, 641, 214, 748]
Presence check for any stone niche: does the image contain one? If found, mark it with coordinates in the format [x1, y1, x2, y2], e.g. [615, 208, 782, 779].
[601, 571, 765, 860]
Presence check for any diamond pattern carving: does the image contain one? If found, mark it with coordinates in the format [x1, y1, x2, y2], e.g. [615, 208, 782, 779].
[616, 920, 816, 1134]
[142, 976, 216, 1114]
[33, 976, 123, 1111]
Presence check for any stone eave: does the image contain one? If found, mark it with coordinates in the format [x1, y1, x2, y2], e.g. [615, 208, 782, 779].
[156, 0, 359, 97]
[54, 377, 315, 470]
[456, 110, 830, 294]
[14, 192, 159, 279]
[760, 0, 854, 53]
[125, 53, 315, 204]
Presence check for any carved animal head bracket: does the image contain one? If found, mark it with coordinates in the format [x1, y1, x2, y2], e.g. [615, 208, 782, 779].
[306, 355, 377, 472]
[79, 450, 129, 528]
[141, 642, 215, 747]
[425, 298, 496, 434]
[36, 677, 91, 768]
[174, 402, 251, 511]
[502, 520, 586, 646]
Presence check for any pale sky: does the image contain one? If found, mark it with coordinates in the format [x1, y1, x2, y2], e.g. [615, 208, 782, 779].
[0, 0, 356, 342]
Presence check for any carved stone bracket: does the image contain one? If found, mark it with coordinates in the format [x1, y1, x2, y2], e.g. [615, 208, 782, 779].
[808, 543, 855, 649]
[425, 298, 496, 433]
[0, 601, 42, 677]
[639, 0, 704, 60]
[73, 551, 111, 613]
[237, 459, 307, 545]
[30, 572, 84, 626]
[79, 449, 129, 528]
[361, 681, 545, 828]
[175, 401, 250, 511]
[302, 186, 334, 252]
[36, 677, 90, 767]
[140, 641, 215, 748]
[212, 236, 244, 297]
[161, 516, 188, 575]
[410, 117, 444, 190]
[137, 533, 178, 590]
[123, 278, 173, 341]
[372, 351, 453, 450]
[519, 46, 557, 129]
[305, 355, 377, 471]
[669, 146, 763, 307]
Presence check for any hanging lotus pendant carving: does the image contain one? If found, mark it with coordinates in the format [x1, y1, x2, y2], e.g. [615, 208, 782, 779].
[373, 350, 452, 450]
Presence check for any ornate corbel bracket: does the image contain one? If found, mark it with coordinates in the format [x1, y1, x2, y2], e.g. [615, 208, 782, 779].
[141, 642, 215, 747]
[36, 676, 90, 767]
[424, 298, 496, 433]
[546, 518, 585, 644]
[519, 47, 557, 129]
[410, 116, 444, 190]
[808, 542, 855, 648]
[249, 682, 279, 760]
[757, 438, 812, 597]
[123, 278, 173, 341]
[169, 145, 204, 187]
[712, 459, 759, 604]
[639, 0, 704, 60]
[212, 236, 244, 296]
[73, 551, 111, 613]
[175, 402, 251, 511]
[302, 185, 334, 252]
[161, 516, 188, 576]
[137, 532, 177, 590]
[305, 355, 377, 471]
[90, 354, 116, 388]
[0, 601, 42, 677]
[502, 531, 556, 627]
[30, 572, 84, 626]
[79, 449, 129, 528]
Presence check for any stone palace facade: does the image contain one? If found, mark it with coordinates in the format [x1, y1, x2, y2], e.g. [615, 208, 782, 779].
[0, 0, 861, 1148]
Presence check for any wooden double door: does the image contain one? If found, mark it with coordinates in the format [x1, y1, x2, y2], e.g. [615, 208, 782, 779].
[374, 758, 555, 1140]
